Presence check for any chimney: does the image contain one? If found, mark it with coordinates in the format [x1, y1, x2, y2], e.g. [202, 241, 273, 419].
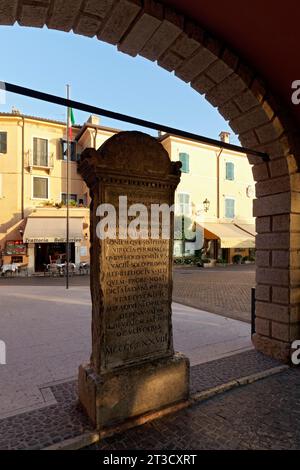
[219, 131, 230, 144]
[11, 106, 21, 115]
[158, 130, 166, 138]
[87, 115, 100, 126]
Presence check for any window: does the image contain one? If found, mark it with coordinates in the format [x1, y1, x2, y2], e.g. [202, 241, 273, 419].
[61, 193, 77, 205]
[11, 256, 23, 264]
[61, 140, 78, 162]
[0, 132, 7, 154]
[225, 198, 235, 218]
[225, 162, 235, 180]
[82, 192, 88, 206]
[33, 138, 48, 166]
[179, 153, 189, 173]
[33, 177, 49, 199]
[178, 193, 191, 215]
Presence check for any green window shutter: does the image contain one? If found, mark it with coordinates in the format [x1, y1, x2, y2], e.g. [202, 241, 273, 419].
[61, 139, 67, 160]
[62, 140, 77, 161]
[178, 193, 190, 215]
[226, 162, 234, 180]
[71, 142, 77, 161]
[225, 198, 235, 218]
[179, 153, 190, 173]
[0, 132, 7, 154]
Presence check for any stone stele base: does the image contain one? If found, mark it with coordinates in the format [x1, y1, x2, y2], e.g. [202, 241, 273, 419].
[78, 353, 190, 429]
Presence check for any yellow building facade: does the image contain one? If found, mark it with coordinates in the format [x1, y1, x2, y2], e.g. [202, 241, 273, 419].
[0, 111, 90, 272]
[158, 131, 256, 263]
[0, 112, 255, 272]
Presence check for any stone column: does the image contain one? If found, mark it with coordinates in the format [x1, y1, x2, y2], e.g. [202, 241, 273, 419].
[78, 131, 189, 429]
[75, 242, 81, 265]
[27, 243, 35, 274]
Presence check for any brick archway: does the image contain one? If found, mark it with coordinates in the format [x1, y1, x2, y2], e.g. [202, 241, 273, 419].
[2, 0, 299, 362]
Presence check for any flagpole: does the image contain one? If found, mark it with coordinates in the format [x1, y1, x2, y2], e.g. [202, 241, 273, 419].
[66, 84, 70, 290]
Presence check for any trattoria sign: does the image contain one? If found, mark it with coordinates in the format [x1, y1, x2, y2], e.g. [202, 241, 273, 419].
[24, 237, 82, 243]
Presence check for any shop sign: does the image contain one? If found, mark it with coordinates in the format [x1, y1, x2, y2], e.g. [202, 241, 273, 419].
[6, 240, 27, 255]
[24, 237, 82, 243]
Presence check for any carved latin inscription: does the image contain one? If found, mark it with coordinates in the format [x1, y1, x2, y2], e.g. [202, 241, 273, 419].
[102, 187, 173, 368]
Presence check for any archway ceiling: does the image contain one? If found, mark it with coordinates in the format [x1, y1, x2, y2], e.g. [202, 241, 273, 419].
[162, 0, 300, 127]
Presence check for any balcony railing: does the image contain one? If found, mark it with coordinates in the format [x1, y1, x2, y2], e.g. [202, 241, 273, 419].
[25, 150, 54, 172]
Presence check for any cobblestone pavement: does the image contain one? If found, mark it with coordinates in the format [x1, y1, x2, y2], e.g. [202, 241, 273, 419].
[173, 265, 255, 323]
[89, 368, 300, 450]
[190, 349, 281, 394]
[0, 350, 286, 450]
[0, 381, 93, 450]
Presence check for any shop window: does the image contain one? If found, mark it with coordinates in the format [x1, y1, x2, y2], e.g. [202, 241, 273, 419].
[11, 256, 23, 263]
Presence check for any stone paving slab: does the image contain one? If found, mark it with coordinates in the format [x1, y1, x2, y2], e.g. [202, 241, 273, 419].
[0, 265, 255, 324]
[0, 285, 252, 416]
[0, 350, 285, 450]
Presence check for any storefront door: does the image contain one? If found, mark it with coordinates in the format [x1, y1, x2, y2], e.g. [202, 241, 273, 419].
[34, 243, 75, 272]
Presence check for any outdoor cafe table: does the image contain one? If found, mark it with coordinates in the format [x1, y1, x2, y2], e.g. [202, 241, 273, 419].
[1, 264, 19, 274]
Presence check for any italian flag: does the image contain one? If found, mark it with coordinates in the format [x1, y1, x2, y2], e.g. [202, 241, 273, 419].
[68, 108, 75, 140]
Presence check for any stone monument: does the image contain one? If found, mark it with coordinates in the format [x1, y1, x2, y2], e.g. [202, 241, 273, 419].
[78, 131, 189, 429]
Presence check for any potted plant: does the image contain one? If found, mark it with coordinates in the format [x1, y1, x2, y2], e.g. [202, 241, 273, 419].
[233, 254, 243, 264]
[243, 255, 255, 264]
[202, 258, 212, 268]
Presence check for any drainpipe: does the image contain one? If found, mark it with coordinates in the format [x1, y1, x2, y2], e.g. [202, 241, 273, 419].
[216, 148, 223, 219]
[18, 115, 25, 221]
[215, 148, 223, 261]
[93, 127, 98, 149]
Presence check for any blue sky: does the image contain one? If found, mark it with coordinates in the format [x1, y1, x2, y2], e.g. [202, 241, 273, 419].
[0, 25, 238, 144]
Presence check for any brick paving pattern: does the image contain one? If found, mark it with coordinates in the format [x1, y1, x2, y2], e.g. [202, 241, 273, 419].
[173, 266, 255, 322]
[0, 350, 286, 450]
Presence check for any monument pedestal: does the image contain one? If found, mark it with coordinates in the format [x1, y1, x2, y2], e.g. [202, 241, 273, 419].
[79, 353, 189, 429]
[78, 131, 189, 432]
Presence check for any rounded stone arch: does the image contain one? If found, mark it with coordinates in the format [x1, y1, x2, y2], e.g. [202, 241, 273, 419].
[2, 0, 300, 362]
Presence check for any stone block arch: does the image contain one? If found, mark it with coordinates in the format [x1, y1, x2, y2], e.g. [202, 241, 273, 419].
[1, 0, 299, 362]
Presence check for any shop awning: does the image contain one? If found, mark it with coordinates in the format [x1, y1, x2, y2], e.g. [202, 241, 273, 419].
[201, 223, 255, 249]
[234, 223, 256, 237]
[23, 217, 83, 243]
